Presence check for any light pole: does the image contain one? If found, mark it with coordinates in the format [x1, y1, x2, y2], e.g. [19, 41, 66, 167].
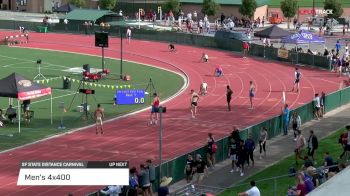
[158, 106, 166, 185]
[120, 29, 123, 79]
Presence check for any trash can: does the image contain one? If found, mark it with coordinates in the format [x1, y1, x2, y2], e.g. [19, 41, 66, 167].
[63, 77, 71, 89]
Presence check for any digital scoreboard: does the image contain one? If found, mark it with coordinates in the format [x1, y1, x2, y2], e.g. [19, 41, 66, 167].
[17, 161, 129, 186]
[115, 89, 145, 105]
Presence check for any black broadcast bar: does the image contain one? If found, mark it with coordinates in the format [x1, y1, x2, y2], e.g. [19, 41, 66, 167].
[20, 161, 128, 169]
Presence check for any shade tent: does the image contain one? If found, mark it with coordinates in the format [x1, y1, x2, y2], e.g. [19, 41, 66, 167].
[281, 30, 325, 45]
[0, 73, 52, 133]
[54, 3, 77, 13]
[254, 25, 292, 39]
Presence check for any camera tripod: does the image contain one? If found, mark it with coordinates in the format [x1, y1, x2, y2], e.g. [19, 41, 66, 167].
[68, 78, 97, 121]
[145, 78, 157, 104]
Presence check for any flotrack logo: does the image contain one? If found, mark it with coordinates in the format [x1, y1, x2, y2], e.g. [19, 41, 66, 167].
[299, 9, 333, 15]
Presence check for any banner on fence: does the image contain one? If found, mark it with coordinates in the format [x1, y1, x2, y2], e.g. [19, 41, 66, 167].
[277, 49, 289, 59]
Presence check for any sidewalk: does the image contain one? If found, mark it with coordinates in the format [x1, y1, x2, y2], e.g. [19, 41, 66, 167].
[169, 103, 350, 194]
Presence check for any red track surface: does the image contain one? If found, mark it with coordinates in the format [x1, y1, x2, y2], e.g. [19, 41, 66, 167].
[0, 31, 345, 195]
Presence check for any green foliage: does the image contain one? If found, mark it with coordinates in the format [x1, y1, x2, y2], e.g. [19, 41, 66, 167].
[280, 0, 297, 29]
[201, 0, 220, 16]
[280, 0, 297, 18]
[239, 0, 258, 18]
[324, 0, 343, 19]
[99, 0, 117, 11]
[69, 0, 85, 8]
[163, 0, 181, 14]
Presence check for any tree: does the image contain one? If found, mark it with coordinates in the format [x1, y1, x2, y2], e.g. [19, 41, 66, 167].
[201, 0, 220, 17]
[239, 0, 257, 19]
[99, 0, 117, 10]
[163, 0, 181, 14]
[324, 0, 343, 19]
[69, 0, 85, 8]
[280, 0, 298, 29]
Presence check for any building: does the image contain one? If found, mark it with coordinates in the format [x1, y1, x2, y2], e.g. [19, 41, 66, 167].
[0, 0, 99, 13]
[117, 0, 269, 20]
[268, 0, 350, 23]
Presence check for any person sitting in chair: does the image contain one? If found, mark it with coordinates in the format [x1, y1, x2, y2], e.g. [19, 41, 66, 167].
[5, 105, 17, 123]
[214, 65, 223, 77]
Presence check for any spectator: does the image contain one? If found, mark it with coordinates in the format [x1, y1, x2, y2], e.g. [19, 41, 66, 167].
[128, 167, 139, 196]
[303, 156, 314, 168]
[301, 171, 314, 194]
[5, 105, 17, 123]
[313, 94, 321, 120]
[193, 154, 208, 184]
[206, 133, 216, 169]
[64, 18, 68, 31]
[295, 172, 307, 196]
[242, 42, 250, 58]
[184, 154, 194, 183]
[146, 159, 155, 193]
[259, 127, 268, 159]
[238, 180, 260, 196]
[307, 130, 318, 162]
[342, 125, 350, 159]
[220, 13, 225, 25]
[237, 140, 246, 176]
[291, 112, 301, 141]
[336, 40, 341, 54]
[282, 104, 290, 135]
[100, 185, 122, 196]
[320, 92, 326, 117]
[229, 137, 239, 173]
[245, 134, 255, 167]
[231, 126, 241, 142]
[295, 130, 306, 165]
[324, 152, 336, 171]
[158, 176, 172, 196]
[139, 164, 151, 196]
[339, 127, 349, 159]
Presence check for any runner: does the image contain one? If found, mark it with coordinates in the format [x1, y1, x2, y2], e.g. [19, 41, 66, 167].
[126, 27, 132, 43]
[249, 81, 255, 109]
[291, 67, 302, 92]
[226, 85, 233, 111]
[237, 140, 246, 176]
[229, 137, 238, 173]
[206, 133, 216, 169]
[190, 89, 199, 118]
[169, 43, 176, 52]
[94, 104, 104, 135]
[200, 82, 208, 96]
[201, 53, 209, 62]
[150, 93, 160, 125]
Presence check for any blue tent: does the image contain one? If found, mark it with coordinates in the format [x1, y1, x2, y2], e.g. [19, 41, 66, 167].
[281, 30, 325, 45]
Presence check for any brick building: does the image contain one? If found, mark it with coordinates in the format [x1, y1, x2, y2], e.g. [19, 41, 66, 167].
[0, 0, 99, 13]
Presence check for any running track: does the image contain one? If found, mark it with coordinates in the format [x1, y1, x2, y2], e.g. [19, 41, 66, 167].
[0, 31, 345, 195]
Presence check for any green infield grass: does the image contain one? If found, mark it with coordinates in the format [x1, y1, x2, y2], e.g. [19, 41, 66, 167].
[219, 127, 346, 196]
[0, 46, 184, 151]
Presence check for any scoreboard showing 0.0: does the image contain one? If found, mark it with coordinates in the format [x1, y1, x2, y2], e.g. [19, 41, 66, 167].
[116, 90, 145, 105]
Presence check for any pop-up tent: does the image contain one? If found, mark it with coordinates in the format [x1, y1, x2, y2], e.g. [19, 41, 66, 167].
[254, 25, 292, 39]
[281, 30, 325, 45]
[0, 73, 52, 133]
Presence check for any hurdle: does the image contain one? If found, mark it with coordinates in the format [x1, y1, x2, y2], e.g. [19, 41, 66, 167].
[4, 34, 29, 46]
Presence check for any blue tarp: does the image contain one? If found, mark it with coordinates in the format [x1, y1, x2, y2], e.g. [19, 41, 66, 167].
[281, 30, 325, 45]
